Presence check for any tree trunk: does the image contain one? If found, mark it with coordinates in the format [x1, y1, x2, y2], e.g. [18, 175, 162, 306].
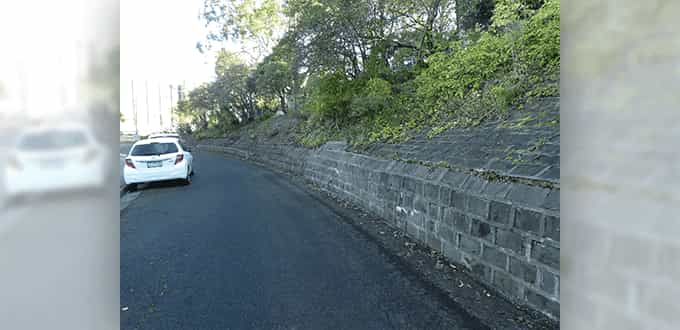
[279, 93, 287, 113]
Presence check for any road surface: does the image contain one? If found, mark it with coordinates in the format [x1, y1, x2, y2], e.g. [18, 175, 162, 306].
[0, 182, 119, 330]
[121, 151, 487, 329]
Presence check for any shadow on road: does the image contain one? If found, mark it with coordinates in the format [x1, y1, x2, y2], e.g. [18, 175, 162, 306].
[131, 179, 191, 192]
[2, 186, 110, 212]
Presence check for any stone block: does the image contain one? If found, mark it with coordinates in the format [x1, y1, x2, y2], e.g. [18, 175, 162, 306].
[488, 201, 513, 226]
[470, 220, 494, 242]
[482, 245, 508, 269]
[509, 257, 537, 284]
[466, 195, 490, 218]
[459, 234, 481, 255]
[424, 183, 440, 202]
[526, 290, 560, 318]
[531, 241, 559, 270]
[507, 184, 550, 208]
[450, 190, 466, 210]
[452, 212, 471, 233]
[539, 268, 558, 296]
[514, 208, 543, 235]
[496, 229, 525, 255]
[544, 215, 560, 242]
[542, 188, 560, 210]
[493, 270, 523, 300]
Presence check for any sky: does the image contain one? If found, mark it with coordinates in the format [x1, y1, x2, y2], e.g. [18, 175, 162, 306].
[0, 0, 234, 132]
[120, 0, 219, 133]
[0, 0, 116, 118]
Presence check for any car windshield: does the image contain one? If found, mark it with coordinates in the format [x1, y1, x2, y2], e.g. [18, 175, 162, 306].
[18, 130, 88, 150]
[131, 142, 178, 156]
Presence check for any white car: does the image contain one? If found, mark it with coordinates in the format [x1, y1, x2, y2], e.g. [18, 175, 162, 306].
[123, 138, 193, 189]
[148, 133, 180, 140]
[4, 124, 108, 197]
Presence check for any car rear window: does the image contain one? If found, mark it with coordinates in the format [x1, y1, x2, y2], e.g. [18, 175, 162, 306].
[131, 142, 178, 156]
[19, 130, 88, 150]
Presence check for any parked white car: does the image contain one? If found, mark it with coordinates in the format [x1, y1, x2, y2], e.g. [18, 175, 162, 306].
[123, 138, 193, 189]
[4, 124, 108, 197]
[148, 133, 180, 140]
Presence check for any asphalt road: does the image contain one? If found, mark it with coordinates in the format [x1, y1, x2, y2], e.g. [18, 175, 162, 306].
[0, 184, 119, 330]
[121, 151, 486, 329]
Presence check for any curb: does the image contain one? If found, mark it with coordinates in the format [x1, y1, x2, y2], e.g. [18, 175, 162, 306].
[120, 184, 132, 198]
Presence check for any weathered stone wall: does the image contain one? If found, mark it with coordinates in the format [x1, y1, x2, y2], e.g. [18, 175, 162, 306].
[356, 97, 560, 183]
[198, 140, 560, 320]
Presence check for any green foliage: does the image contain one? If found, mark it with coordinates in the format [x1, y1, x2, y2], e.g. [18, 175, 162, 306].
[191, 0, 559, 146]
[254, 38, 297, 112]
[199, 0, 285, 60]
[304, 72, 357, 126]
[350, 78, 393, 118]
[296, 119, 341, 147]
[491, 0, 543, 30]
[517, 0, 560, 79]
[256, 111, 275, 122]
[457, 0, 496, 30]
[415, 32, 513, 110]
[363, 45, 391, 79]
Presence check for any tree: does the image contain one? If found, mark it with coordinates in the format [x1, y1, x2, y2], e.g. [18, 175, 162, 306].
[254, 38, 297, 113]
[199, 0, 287, 63]
[178, 83, 217, 130]
[213, 49, 257, 121]
[187, 0, 559, 144]
[456, 0, 495, 31]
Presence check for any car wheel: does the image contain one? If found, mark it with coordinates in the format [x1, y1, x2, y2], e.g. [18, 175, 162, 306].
[183, 172, 192, 185]
[127, 183, 137, 192]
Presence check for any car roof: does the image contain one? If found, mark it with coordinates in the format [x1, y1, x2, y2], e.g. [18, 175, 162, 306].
[17, 124, 95, 142]
[133, 137, 181, 146]
[149, 133, 179, 137]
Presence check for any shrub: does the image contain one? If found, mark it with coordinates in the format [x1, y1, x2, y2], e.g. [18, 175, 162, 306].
[296, 0, 560, 146]
[349, 78, 393, 118]
[517, 0, 560, 80]
[304, 71, 357, 127]
[415, 32, 513, 114]
[256, 111, 275, 122]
